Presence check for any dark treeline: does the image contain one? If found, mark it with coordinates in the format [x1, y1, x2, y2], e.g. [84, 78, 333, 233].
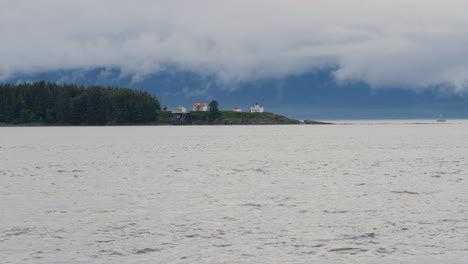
[0, 81, 161, 125]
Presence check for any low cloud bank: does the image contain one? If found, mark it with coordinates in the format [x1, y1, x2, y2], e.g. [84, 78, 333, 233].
[2, 0, 468, 91]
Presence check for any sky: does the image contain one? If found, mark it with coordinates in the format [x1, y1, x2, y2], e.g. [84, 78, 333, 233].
[2, 0, 468, 93]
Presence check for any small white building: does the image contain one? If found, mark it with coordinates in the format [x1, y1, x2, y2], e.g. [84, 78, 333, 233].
[233, 106, 242, 112]
[250, 102, 264, 113]
[192, 102, 208, 111]
[173, 106, 187, 113]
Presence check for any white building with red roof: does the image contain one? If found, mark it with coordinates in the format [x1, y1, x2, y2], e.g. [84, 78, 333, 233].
[192, 102, 208, 111]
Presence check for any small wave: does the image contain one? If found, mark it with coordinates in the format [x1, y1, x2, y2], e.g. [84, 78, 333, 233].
[222, 216, 237, 221]
[391, 190, 420, 195]
[375, 247, 394, 254]
[344, 233, 376, 240]
[241, 203, 263, 208]
[323, 210, 348, 214]
[329, 247, 368, 255]
[96, 240, 115, 243]
[213, 244, 232, 248]
[99, 250, 125, 256]
[132, 248, 160, 254]
[358, 233, 376, 239]
[4, 227, 33, 237]
[311, 244, 326, 248]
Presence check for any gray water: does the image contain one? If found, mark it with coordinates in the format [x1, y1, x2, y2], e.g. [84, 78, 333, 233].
[1, 122, 468, 263]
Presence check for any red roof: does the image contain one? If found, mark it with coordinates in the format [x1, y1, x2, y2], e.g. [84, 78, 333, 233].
[192, 102, 207, 107]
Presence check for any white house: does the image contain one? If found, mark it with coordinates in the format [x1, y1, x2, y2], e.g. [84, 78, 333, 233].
[233, 106, 242, 112]
[173, 106, 187, 113]
[192, 102, 208, 111]
[250, 102, 264, 113]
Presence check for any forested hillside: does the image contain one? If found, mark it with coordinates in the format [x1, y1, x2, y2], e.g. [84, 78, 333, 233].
[0, 81, 160, 125]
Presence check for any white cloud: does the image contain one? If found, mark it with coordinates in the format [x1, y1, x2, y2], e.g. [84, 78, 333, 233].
[2, 0, 468, 90]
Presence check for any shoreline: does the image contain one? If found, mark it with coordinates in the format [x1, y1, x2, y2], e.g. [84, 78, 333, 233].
[0, 121, 333, 127]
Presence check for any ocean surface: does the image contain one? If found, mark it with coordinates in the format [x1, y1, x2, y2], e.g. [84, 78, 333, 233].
[1, 121, 468, 264]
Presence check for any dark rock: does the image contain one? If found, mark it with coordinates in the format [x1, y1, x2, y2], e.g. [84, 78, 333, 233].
[303, 120, 334, 125]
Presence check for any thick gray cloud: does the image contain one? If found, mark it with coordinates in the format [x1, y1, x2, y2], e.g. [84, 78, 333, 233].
[2, 0, 468, 90]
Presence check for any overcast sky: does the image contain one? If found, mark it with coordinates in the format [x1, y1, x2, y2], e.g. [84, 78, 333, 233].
[2, 0, 468, 91]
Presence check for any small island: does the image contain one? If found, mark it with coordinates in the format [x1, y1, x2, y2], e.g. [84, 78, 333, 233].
[157, 109, 301, 125]
[0, 81, 330, 126]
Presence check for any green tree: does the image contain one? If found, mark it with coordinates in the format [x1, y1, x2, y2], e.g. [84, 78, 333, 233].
[208, 100, 220, 122]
